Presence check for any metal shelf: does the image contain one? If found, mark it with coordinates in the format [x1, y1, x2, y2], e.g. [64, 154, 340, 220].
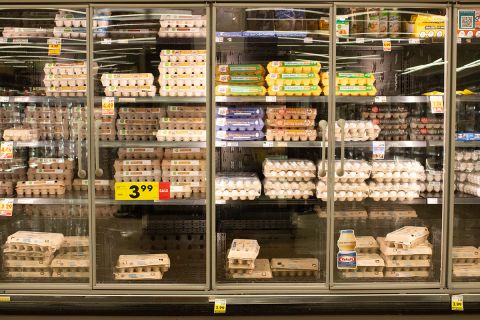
[95, 198, 206, 206]
[455, 140, 480, 148]
[215, 96, 430, 103]
[457, 95, 480, 102]
[14, 196, 88, 205]
[99, 141, 206, 148]
[94, 96, 206, 104]
[215, 140, 437, 148]
[454, 192, 480, 204]
[12, 140, 79, 148]
[0, 96, 86, 104]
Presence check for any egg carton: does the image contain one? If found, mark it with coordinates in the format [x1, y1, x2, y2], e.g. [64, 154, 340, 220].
[265, 119, 315, 129]
[158, 62, 206, 75]
[158, 27, 206, 38]
[267, 61, 321, 74]
[315, 204, 368, 220]
[265, 129, 317, 142]
[265, 73, 320, 87]
[174, 181, 206, 194]
[453, 263, 480, 277]
[215, 189, 260, 201]
[340, 270, 384, 278]
[117, 147, 163, 160]
[23, 205, 86, 218]
[263, 159, 315, 174]
[55, 13, 87, 28]
[322, 121, 381, 141]
[166, 106, 206, 118]
[114, 270, 163, 281]
[163, 147, 205, 160]
[321, 72, 376, 86]
[317, 181, 369, 193]
[227, 263, 254, 274]
[229, 259, 273, 279]
[162, 171, 206, 183]
[371, 119, 409, 131]
[263, 171, 315, 182]
[29, 129, 69, 141]
[265, 188, 314, 200]
[116, 120, 159, 132]
[5, 268, 52, 278]
[409, 117, 443, 129]
[216, 74, 265, 86]
[217, 107, 264, 118]
[59, 236, 89, 254]
[349, 254, 385, 273]
[161, 159, 206, 172]
[422, 181, 443, 193]
[385, 266, 430, 273]
[52, 268, 89, 278]
[28, 158, 73, 170]
[371, 160, 424, 174]
[227, 239, 260, 265]
[104, 85, 156, 97]
[72, 179, 113, 192]
[265, 107, 316, 120]
[159, 74, 206, 87]
[409, 134, 444, 141]
[466, 173, 480, 185]
[44, 62, 87, 76]
[216, 85, 267, 96]
[158, 86, 207, 97]
[53, 27, 86, 39]
[377, 130, 408, 141]
[159, 15, 206, 28]
[382, 255, 431, 268]
[16, 180, 66, 197]
[267, 85, 322, 97]
[160, 117, 206, 130]
[356, 236, 379, 254]
[101, 73, 154, 87]
[3, 128, 39, 141]
[116, 253, 170, 269]
[0, 181, 13, 196]
[317, 191, 369, 202]
[114, 159, 161, 172]
[216, 64, 265, 75]
[369, 183, 421, 196]
[270, 258, 319, 277]
[216, 117, 263, 132]
[118, 107, 165, 120]
[46, 85, 87, 97]
[452, 246, 480, 263]
[43, 74, 86, 87]
[264, 179, 315, 191]
[51, 254, 89, 270]
[0, 170, 27, 182]
[367, 204, 418, 220]
[455, 162, 480, 173]
[318, 160, 371, 183]
[4, 231, 64, 252]
[96, 205, 120, 218]
[156, 129, 206, 142]
[324, 85, 377, 97]
[216, 130, 265, 141]
[3, 255, 54, 268]
[361, 110, 408, 121]
[2, 27, 52, 38]
[114, 170, 161, 183]
[384, 227, 429, 249]
[377, 237, 432, 257]
[117, 129, 156, 141]
[160, 49, 206, 62]
[27, 167, 73, 180]
[455, 150, 480, 162]
[169, 184, 193, 199]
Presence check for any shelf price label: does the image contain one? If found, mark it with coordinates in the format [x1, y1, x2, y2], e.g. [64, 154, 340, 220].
[214, 299, 226, 314]
[102, 97, 115, 116]
[115, 182, 170, 201]
[372, 141, 385, 160]
[452, 295, 464, 311]
[48, 39, 61, 56]
[383, 39, 392, 52]
[0, 199, 14, 217]
[374, 96, 387, 103]
[265, 96, 277, 102]
[0, 141, 13, 160]
[430, 96, 444, 114]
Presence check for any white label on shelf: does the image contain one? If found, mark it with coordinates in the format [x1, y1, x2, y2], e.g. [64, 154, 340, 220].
[452, 295, 464, 311]
[118, 39, 128, 44]
[430, 96, 444, 114]
[0, 198, 13, 217]
[0, 97, 9, 103]
[382, 38, 392, 52]
[216, 37, 224, 43]
[457, 37, 462, 44]
[266, 96, 277, 102]
[101, 38, 112, 45]
[277, 142, 288, 147]
[118, 98, 136, 103]
[216, 141, 227, 147]
[216, 96, 227, 102]
[427, 197, 439, 205]
[12, 38, 28, 44]
[303, 37, 313, 43]
[226, 142, 238, 147]
[372, 141, 385, 160]
[13, 97, 29, 103]
[409, 38, 420, 44]
[47, 38, 61, 45]
[356, 38, 365, 44]
[263, 141, 274, 147]
[374, 96, 387, 103]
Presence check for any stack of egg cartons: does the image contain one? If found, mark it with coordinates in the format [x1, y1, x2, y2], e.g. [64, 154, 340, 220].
[162, 147, 206, 199]
[420, 169, 443, 194]
[215, 64, 266, 97]
[318, 120, 380, 142]
[216, 106, 264, 141]
[316, 204, 368, 221]
[117, 107, 163, 142]
[265, 106, 317, 142]
[26, 157, 74, 193]
[94, 108, 116, 142]
[24, 105, 69, 141]
[102, 73, 156, 97]
[159, 50, 206, 97]
[369, 160, 424, 201]
[455, 150, 480, 196]
[270, 258, 319, 278]
[2, 27, 52, 39]
[3, 231, 64, 279]
[360, 105, 409, 141]
[157, 106, 206, 142]
[158, 14, 206, 38]
[227, 239, 261, 278]
[378, 226, 432, 279]
[44, 62, 87, 97]
[215, 173, 261, 201]
[0, 156, 26, 197]
[321, 72, 377, 96]
[263, 159, 316, 200]
[51, 236, 89, 279]
[54, 10, 87, 39]
[316, 160, 370, 201]
[408, 116, 444, 141]
[452, 246, 480, 278]
[114, 153, 161, 184]
[114, 254, 170, 281]
[266, 61, 322, 97]
[340, 236, 384, 279]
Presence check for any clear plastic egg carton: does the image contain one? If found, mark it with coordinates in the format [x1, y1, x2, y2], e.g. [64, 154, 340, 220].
[317, 160, 371, 183]
[371, 160, 425, 183]
[159, 15, 206, 28]
[4, 231, 64, 254]
[3, 128, 39, 142]
[215, 173, 261, 201]
[263, 159, 316, 182]
[316, 181, 369, 201]
[216, 118, 264, 132]
[55, 13, 87, 28]
[46, 85, 86, 97]
[158, 27, 206, 38]
[72, 179, 114, 192]
[44, 62, 87, 75]
[455, 150, 480, 162]
[465, 173, 480, 186]
[371, 118, 409, 131]
[161, 159, 206, 172]
[104, 85, 156, 97]
[59, 236, 89, 254]
[315, 204, 368, 221]
[117, 129, 156, 142]
[452, 246, 480, 264]
[319, 120, 380, 141]
[265, 119, 315, 129]
[425, 170, 443, 182]
[118, 107, 165, 120]
[409, 117, 443, 129]
[0, 168, 27, 182]
[420, 181, 443, 193]
[455, 182, 480, 197]
[159, 85, 206, 97]
[360, 105, 409, 120]
[166, 106, 206, 118]
[161, 171, 205, 184]
[16, 180, 66, 197]
[356, 236, 380, 254]
[158, 62, 206, 75]
[160, 50, 206, 63]
[366, 204, 418, 220]
[3, 254, 53, 268]
[2, 27, 52, 38]
[156, 129, 206, 142]
[368, 183, 420, 201]
[116, 119, 159, 132]
[270, 258, 319, 277]
[384, 226, 429, 249]
[53, 27, 86, 39]
[25, 123, 69, 140]
[340, 254, 385, 278]
[453, 263, 480, 278]
[117, 147, 163, 160]
[101, 73, 154, 87]
[265, 129, 317, 142]
[114, 159, 161, 172]
[25, 105, 68, 121]
[159, 117, 206, 130]
[158, 74, 206, 87]
[263, 179, 315, 200]
[266, 107, 316, 120]
[170, 184, 193, 199]
[163, 147, 206, 160]
[114, 170, 161, 183]
[0, 181, 13, 196]
[43, 74, 87, 87]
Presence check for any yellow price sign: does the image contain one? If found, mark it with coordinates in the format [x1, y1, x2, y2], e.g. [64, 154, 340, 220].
[452, 295, 464, 311]
[48, 43, 61, 56]
[430, 96, 444, 114]
[102, 97, 115, 116]
[383, 39, 392, 52]
[0, 198, 14, 217]
[115, 182, 159, 201]
[213, 299, 226, 314]
[0, 141, 13, 159]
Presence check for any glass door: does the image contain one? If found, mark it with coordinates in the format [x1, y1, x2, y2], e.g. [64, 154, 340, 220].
[332, 6, 448, 287]
[214, 5, 330, 289]
[92, 6, 207, 288]
[0, 7, 90, 287]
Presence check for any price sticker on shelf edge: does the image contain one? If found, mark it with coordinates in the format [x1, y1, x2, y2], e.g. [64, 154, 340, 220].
[374, 96, 387, 103]
[430, 96, 444, 114]
[383, 39, 392, 52]
[266, 96, 277, 103]
[47, 39, 61, 56]
[214, 299, 226, 314]
[102, 97, 115, 116]
[452, 295, 464, 311]
[372, 141, 385, 160]
[0, 141, 13, 160]
[115, 182, 170, 201]
[0, 199, 14, 217]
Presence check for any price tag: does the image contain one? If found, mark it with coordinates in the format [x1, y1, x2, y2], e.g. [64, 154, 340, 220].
[216, 141, 227, 147]
[430, 96, 444, 114]
[0, 199, 14, 217]
[115, 182, 162, 201]
[427, 197, 439, 205]
[0, 97, 9, 103]
[102, 97, 115, 116]
[216, 96, 227, 102]
[12, 38, 28, 44]
[266, 96, 277, 102]
[452, 295, 464, 311]
[13, 97, 29, 103]
[0, 141, 13, 160]
[226, 142, 238, 147]
[214, 299, 226, 314]
[0, 297, 10, 302]
[382, 38, 392, 52]
[277, 142, 288, 147]
[356, 38, 365, 44]
[215, 36, 224, 43]
[303, 37, 313, 43]
[47, 38, 61, 45]
[48, 44, 61, 56]
[409, 38, 420, 44]
[101, 38, 112, 45]
[374, 96, 387, 103]
[263, 141, 274, 147]
[372, 141, 385, 160]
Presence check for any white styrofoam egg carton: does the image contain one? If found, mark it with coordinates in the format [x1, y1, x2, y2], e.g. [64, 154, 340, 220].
[101, 73, 154, 87]
[158, 74, 206, 87]
[158, 62, 206, 75]
[44, 62, 87, 75]
[53, 27, 86, 39]
[215, 173, 261, 200]
[43, 74, 86, 87]
[160, 49, 206, 62]
[159, 85, 205, 97]
[316, 181, 369, 201]
[104, 85, 156, 97]
[159, 15, 206, 28]
[55, 13, 86, 28]
[158, 27, 206, 38]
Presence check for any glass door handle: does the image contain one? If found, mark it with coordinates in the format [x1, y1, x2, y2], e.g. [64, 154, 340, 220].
[77, 121, 87, 178]
[336, 119, 345, 177]
[94, 119, 104, 177]
[318, 120, 327, 178]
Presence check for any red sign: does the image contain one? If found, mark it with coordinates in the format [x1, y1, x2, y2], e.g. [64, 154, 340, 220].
[158, 182, 170, 200]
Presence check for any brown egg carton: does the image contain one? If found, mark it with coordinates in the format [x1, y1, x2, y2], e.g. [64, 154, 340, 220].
[453, 263, 480, 277]
[3, 128, 40, 141]
[5, 231, 64, 252]
[59, 236, 89, 254]
[266, 107, 316, 120]
[3, 255, 54, 268]
[266, 119, 315, 129]
[0, 181, 13, 196]
[116, 119, 159, 131]
[52, 268, 89, 278]
[270, 258, 319, 277]
[156, 129, 206, 142]
[114, 170, 162, 183]
[384, 226, 429, 249]
[166, 106, 206, 118]
[23, 205, 84, 218]
[0, 169, 27, 182]
[382, 255, 431, 268]
[114, 270, 163, 280]
[117, 129, 157, 141]
[356, 236, 379, 254]
[159, 117, 206, 130]
[114, 159, 161, 172]
[266, 129, 317, 141]
[118, 107, 165, 120]
[163, 147, 206, 160]
[16, 180, 66, 197]
[27, 168, 73, 182]
[361, 111, 409, 120]
[170, 184, 193, 199]
[452, 246, 480, 263]
[161, 172, 205, 183]
[377, 237, 432, 256]
[229, 259, 272, 279]
[118, 147, 163, 160]
[72, 179, 114, 192]
[340, 270, 384, 278]
[24, 106, 68, 120]
[5, 268, 52, 278]
[161, 159, 206, 172]
[28, 158, 74, 170]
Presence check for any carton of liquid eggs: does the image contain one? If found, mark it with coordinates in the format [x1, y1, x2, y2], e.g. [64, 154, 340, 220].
[55, 13, 87, 28]
[263, 179, 315, 200]
[44, 62, 87, 75]
[158, 62, 206, 75]
[317, 160, 371, 183]
[263, 159, 316, 182]
[160, 50, 206, 62]
[159, 14, 206, 28]
[101, 73, 154, 87]
[104, 85, 156, 97]
[159, 85, 205, 97]
[215, 173, 261, 201]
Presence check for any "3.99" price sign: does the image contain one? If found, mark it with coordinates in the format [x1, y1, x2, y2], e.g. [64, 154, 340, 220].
[115, 182, 170, 201]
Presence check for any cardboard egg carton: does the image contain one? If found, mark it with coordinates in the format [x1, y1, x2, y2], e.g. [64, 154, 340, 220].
[3, 128, 39, 141]
[52, 27, 87, 39]
[158, 62, 206, 75]
[158, 74, 206, 87]
[377, 237, 432, 258]
[315, 204, 368, 220]
[101, 73, 154, 87]
[227, 260, 254, 274]
[266, 128, 318, 141]
[114, 170, 161, 183]
[27, 168, 73, 183]
[270, 258, 319, 277]
[356, 236, 379, 254]
[0, 169, 28, 182]
[104, 85, 156, 97]
[44, 62, 86, 76]
[0, 181, 13, 196]
[159, 86, 206, 97]
[72, 179, 114, 192]
[51, 253, 89, 278]
[116, 119, 159, 131]
[341, 270, 384, 278]
[5, 268, 52, 278]
[28, 158, 74, 170]
[52, 268, 89, 278]
[371, 160, 424, 174]
[159, 117, 206, 130]
[174, 181, 206, 194]
[341, 253, 384, 275]
[227, 239, 260, 266]
[114, 271, 163, 280]
[382, 255, 431, 268]
[453, 263, 480, 277]
[3, 27, 52, 38]
[161, 159, 206, 172]
[25, 106, 68, 120]
[160, 49, 206, 63]
[117, 129, 157, 141]
[16, 180, 66, 197]
[384, 226, 429, 249]
[265, 107, 315, 121]
[59, 236, 89, 254]
[367, 204, 418, 220]
[23, 205, 87, 218]
[118, 107, 165, 120]
[163, 147, 205, 160]
[55, 13, 87, 28]
[158, 27, 206, 38]
[229, 259, 272, 279]
[114, 253, 170, 280]
[114, 159, 161, 172]
[46, 86, 86, 97]
[118, 147, 163, 160]
[4, 231, 64, 254]
[452, 246, 480, 263]
[159, 15, 206, 28]
[384, 268, 431, 278]
[156, 129, 206, 142]
[3, 254, 54, 268]
[166, 106, 206, 118]
[266, 119, 315, 129]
